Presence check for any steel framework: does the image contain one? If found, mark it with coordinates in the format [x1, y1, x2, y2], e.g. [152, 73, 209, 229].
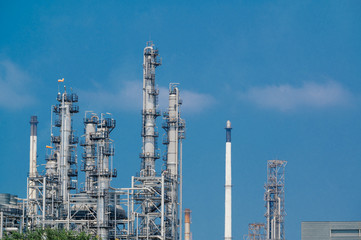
[244, 223, 266, 240]
[264, 160, 287, 240]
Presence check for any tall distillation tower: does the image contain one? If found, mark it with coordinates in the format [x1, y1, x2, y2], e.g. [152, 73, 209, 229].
[130, 42, 185, 240]
[163, 84, 185, 239]
[264, 160, 287, 240]
[53, 88, 79, 215]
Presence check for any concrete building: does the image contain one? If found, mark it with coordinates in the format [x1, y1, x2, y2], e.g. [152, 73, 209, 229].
[302, 222, 361, 240]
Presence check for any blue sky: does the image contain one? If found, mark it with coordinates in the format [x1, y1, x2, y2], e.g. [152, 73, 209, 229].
[1, 1, 361, 239]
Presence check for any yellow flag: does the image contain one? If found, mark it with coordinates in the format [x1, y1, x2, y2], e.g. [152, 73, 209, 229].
[46, 145, 53, 149]
[58, 78, 64, 82]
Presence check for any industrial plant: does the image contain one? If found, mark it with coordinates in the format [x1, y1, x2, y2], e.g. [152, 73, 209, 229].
[0, 42, 189, 240]
[0, 42, 289, 240]
[3, 42, 352, 240]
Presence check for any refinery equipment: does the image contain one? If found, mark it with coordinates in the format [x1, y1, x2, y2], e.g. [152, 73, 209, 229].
[264, 160, 287, 240]
[244, 223, 266, 240]
[244, 160, 287, 240]
[0, 193, 25, 236]
[121, 42, 185, 240]
[224, 120, 232, 240]
[19, 42, 186, 240]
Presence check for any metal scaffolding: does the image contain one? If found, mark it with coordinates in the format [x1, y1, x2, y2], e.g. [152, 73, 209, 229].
[244, 223, 266, 240]
[264, 160, 287, 240]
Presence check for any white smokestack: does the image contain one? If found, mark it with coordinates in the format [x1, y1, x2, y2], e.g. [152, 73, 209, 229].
[225, 120, 232, 240]
[29, 116, 38, 178]
[29, 115, 38, 216]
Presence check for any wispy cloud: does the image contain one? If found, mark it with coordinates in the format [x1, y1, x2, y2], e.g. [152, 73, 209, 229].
[79, 81, 142, 112]
[0, 60, 36, 110]
[239, 81, 353, 111]
[79, 81, 215, 114]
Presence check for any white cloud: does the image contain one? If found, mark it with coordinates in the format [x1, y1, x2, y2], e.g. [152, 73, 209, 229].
[239, 81, 353, 111]
[158, 86, 216, 113]
[79, 81, 215, 114]
[0, 60, 36, 110]
[79, 81, 142, 112]
[180, 90, 216, 113]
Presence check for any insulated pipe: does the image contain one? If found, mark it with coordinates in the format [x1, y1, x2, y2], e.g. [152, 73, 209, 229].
[184, 209, 191, 240]
[224, 120, 232, 240]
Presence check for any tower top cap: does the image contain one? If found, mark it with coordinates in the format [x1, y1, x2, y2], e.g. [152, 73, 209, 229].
[226, 120, 231, 129]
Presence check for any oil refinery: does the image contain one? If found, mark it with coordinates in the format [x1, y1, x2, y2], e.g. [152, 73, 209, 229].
[0, 42, 289, 240]
[0, 42, 188, 240]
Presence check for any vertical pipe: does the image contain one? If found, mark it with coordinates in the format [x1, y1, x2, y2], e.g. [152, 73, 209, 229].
[224, 120, 232, 240]
[114, 194, 117, 238]
[67, 193, 70, 230]
[0, 211, 3, 240]
[161, 175, 165, 239]
[21, 200, 25, 233]
[184, 209, 191, 240]
[179, 139, 183, 240]
[278, 196, 281, 240]
[42, 177, 46, 229]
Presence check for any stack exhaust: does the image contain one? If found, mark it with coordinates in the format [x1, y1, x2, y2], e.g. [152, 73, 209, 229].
[29, 116, 38, 178]
[225, 120, 232, 240]
[28, 116, 38, 217]
[185, 209, 191, 240]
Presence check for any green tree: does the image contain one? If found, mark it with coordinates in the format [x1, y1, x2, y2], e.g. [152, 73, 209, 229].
[3, 228, 97, 240]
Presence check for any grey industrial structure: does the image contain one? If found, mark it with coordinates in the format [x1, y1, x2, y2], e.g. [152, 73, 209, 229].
[244, 160, 287, 240]
[0, 42, 186, 240]
[302, 222, 361, 240]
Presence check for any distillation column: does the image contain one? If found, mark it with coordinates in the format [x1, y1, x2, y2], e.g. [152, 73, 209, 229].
[141, 42, 161, 177]
[163, 85, 185, 239]
[53, 89, 79, 214]
[96, 116, 116, 240]
[131, 42, 168, 240]
[264, 160, 287, 240]
[28, 116, 39, 217]
[82, 114, 98, 193]
[224, 121, 232, 240]
[60, 93, 71, 201]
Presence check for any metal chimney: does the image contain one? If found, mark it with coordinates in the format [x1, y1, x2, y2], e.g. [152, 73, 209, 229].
[185, 209, 191, 240]
[225, 120, 232, 240]
[28, 115, 38, 217]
